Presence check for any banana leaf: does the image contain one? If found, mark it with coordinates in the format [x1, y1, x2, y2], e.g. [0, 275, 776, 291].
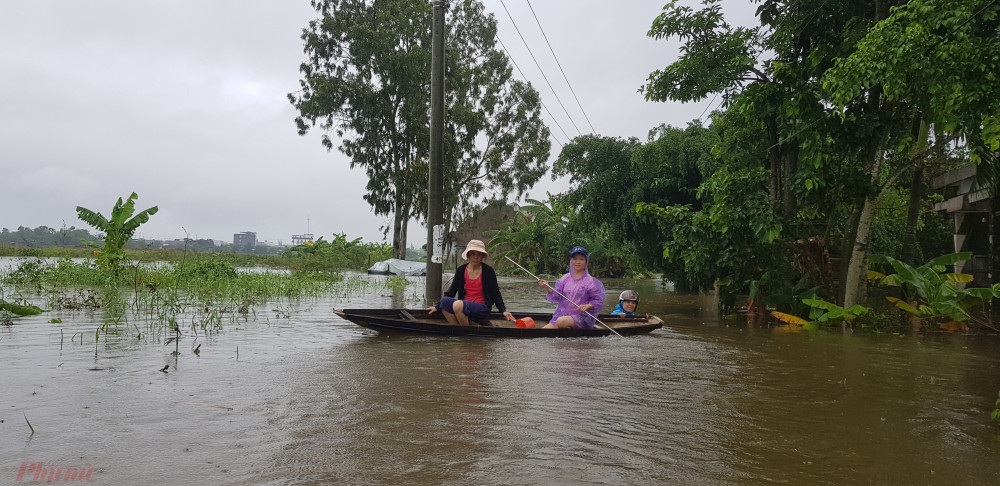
[0, 300, 44, 316]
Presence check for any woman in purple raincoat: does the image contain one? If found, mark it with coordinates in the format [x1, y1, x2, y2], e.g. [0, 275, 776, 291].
[537, 246, 606, 329]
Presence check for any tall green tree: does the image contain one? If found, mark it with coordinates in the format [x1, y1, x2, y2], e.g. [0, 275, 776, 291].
[553, 123, 719, 271]
[825, 0, 1000, 163]
[641, 0, 928, 309]
[290, 0, 549, 259]
[438, 1, 550, 236]
[552, 135, 641, 230]
[825, 0, 1000, 287]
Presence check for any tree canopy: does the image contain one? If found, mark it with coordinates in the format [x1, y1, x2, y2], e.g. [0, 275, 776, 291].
[290, 0, 550, 258]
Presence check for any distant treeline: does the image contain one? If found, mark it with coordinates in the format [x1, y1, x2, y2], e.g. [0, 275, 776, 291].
[0, 226, 283, 255]
[2, 225, 96, 248]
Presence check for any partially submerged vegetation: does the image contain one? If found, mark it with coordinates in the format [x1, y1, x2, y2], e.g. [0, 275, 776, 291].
[0, 192, 401, 332]
[0, 232, 393, 273]
[0, 254, 408, 336]
[75, 191, 159, 274]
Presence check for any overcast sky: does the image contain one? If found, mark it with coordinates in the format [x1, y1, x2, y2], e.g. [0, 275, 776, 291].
[0, 0, 755, 245]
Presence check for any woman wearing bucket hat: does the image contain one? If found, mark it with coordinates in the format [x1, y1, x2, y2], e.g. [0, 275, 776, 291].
[427, 239, 514, 326]
[537, 246, 606, 329]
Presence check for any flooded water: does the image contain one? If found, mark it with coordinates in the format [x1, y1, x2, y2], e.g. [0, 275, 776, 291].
[2, 262, 1000, 485]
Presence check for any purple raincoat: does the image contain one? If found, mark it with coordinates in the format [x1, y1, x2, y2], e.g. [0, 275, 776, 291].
[546, 252, 606, 329]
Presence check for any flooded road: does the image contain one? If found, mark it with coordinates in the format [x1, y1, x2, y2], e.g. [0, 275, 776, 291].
[2, 269, 1000, 484]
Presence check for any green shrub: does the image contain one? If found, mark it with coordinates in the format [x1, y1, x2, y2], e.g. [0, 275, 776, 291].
[853, 308, 907, 333]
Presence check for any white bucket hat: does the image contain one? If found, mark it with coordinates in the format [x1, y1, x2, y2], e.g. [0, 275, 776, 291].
[461, 239, 488, 260]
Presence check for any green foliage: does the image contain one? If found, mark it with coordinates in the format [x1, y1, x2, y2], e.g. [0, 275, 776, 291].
[559, 222, 649, 278]
[867, 188, 959, 265]
[992, 391, 1000, 422]
[552, 124, 720, 272]
[642, 0, 762, 103]
[0, 246, 96, 258]
[76, 192, 158, 273]
[0, 257, 358, 309]
[3, 259, 48, 284]
[852, 307, 907, 334]
[486, 196, 570, 277]
[180, 260, 238, 280]
[552, 134, 642, 229]
[825, 0, 1000, 162]
[290, 0, 550, 256]
[872, 252, 1000, 324]
[641, 0, 965, 311]
[770, 296, 869, 329]
[916, 210, 955, 262]
[0, 225, 98, 248]
[638, 166, 783, 293]
[485, 196, 645, 278]
[0, 255, 412, 342]
[282, 233, 391, 272]
[802, 298, 869, 325]
[0, 299, 44, 316]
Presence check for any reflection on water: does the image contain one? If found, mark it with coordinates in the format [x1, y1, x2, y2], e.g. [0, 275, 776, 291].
[1, 262, 999, 485]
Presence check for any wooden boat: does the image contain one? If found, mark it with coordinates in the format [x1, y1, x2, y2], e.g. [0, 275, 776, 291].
[334, 308, 663, 337]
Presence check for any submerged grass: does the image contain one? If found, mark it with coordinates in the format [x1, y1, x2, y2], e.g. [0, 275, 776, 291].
[0, 245, 392, 272]
[0, 256, 409, 340]
[2, 257, 347, 299]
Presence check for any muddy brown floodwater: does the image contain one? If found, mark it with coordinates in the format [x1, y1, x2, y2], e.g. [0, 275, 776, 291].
[2, 267, 1000, 485]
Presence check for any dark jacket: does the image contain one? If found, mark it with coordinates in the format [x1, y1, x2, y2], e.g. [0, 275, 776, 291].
[442, 263, 507, 313]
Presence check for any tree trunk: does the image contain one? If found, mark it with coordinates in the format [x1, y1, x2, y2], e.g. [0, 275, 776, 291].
[766, 117, 781, 210]
[782, 140, 799, 221]
[990, 149, 1000, 288]
[901, 167, 923, 264]
[992, 194, 999, 285]
[837, 206, 861, 303]
[392, 189, 408, 260]
[843, 196, 876, 309]
[843, 140, 887, 308]
[842, 48, 889, 308]
[902, 118, 928, 264]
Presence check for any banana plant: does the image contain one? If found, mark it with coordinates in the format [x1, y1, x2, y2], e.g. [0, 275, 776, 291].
[771, 297, 869, 329]
[870, 252, 1000, 327]
[76, 192, 158, 272]
[485, 197, 568, 275]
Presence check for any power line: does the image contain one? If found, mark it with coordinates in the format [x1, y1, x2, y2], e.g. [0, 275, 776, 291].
[699, 91, 722, 121]
[523, 0, 596, 133]
[497, 37, 569, 148]
[496, 0, 584, 136]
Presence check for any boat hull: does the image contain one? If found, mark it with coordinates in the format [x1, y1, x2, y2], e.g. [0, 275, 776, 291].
[335, 308, 663, 337]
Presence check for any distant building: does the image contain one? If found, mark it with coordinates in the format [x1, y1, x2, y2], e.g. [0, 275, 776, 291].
[291, 233, 314, 246]
[447, 202, 518, 267]
[234, 231, 257, 250]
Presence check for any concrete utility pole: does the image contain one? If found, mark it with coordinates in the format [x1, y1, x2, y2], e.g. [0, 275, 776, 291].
[425, 0, 447, 303]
